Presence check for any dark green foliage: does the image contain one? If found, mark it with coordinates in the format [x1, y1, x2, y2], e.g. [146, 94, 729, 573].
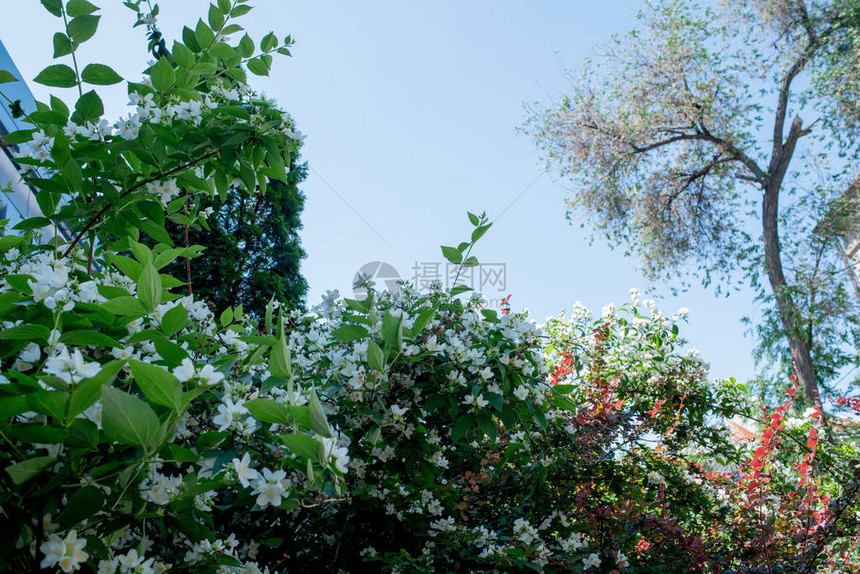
[166, 163, 308, 317]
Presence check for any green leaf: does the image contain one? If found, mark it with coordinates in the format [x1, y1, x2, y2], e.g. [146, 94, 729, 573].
[207, 3, 224, 30]
[166, 443, 199, 463]
[476, 411, 498, 442]
[269, 333, 292, 380]
[52, 33, 73, 58]
[0, 324, 50, 342]
[27, 390, 67, 421]
[279, 434, 324, 463]
[0, 396, 30, 418]
[67, 418, 99, 450]
[8, 424, 68, 444]
[59, 486, 105, 528]
[217, 0, 231, 13]
[153, 339, 189, 366]
[331, 324, 369, 342]
[471, 224, 491, 243]
[0, 69, 19, 84]
[100, 296, 147, 316]
[412, 307, 436, 336]
[195, 19, 215, 47]
[68, 360, 125, 420]
[260, 32, 277, 52]
[50, 95, 70, 119]
[59, 330, 121, 348]
[129, 359, 182, 412]
[161, 304, 188, 337]
[441, 245, 463, 264]
[450, 284, 472, 296]
[381, 311, 403, 350]
[462, 256, 479, 268]
[245, 398, 290, 425]
[237, 34, 254, 58]
[308, 388, 331, 438]
[149, 57, 175, 92]
[210, 42, 236, 60]
[33, 64, 77, 88]
[486, 392, 504, 413]
[231, 4, 252, 17]
[467, 211, 480, 226]
[219, 306, 234, 328]
[67, 15, 100, 44]
[81, 63, 122, 85]
[13, 217, 52, 231]
[451, 414, 474, 443]
[246, 57, 269, 76]
[5, 456, 57, 485]
[172, 41, 195, 69]
[101, 386, 161, 450]
[74, 89, 104, 121]
[41, 0, 63, 17]
[66, 0, 99, 17]
[137, 262, 162, 311]
[366, 340, 385, 372]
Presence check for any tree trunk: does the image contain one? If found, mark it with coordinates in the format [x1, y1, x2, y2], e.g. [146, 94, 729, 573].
[762, 179, 821, 407]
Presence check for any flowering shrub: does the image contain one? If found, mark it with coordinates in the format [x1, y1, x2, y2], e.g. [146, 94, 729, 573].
[1, 2, 859, 573]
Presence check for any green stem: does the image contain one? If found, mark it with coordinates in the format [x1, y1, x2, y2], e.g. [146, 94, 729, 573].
[60, 8, 84, 98]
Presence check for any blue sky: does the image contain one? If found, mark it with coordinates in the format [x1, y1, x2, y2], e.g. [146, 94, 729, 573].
[0, 1, 760, 382]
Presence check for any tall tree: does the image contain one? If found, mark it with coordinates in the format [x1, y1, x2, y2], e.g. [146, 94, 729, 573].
[169, 164, 309, 318]
[525, 0, 860, 407]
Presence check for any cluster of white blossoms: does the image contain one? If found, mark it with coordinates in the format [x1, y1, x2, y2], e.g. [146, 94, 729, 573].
[39, 531, 88, 573]
[23, 128, 54, 161]
[145, 179, 181, 206]
[63, 118, 113, 142]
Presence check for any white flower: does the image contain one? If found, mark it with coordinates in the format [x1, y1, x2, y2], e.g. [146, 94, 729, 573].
[583, 552, 601, 570]
[145, 179, 180, 206]
[390, 404, 408, 417]
[213, 397, 248, 431]
[44, 347, 101, 384]
[251, 468, 290, 508]
[40, 530, 88, 572]
[82, 401, 103, 429]
[117, 548, 154, 573]
[111, 346, 136, 361]
[97, 558, 118, 574]
[321, 436, 350, 473]
[198, 364, 224, 386]
[114, 113, 142, 139]
[18, 342, 41, 365]
[173, 358, 196, 382]
[232, 453, 259, 488]
[513, 385, 529, 401]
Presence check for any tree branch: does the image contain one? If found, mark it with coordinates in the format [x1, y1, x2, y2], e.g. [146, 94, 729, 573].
[61, 150, 219, 259]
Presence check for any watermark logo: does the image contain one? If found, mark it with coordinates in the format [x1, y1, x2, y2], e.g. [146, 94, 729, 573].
[412, 261, 507, 293]
[352, 261, 402, 300]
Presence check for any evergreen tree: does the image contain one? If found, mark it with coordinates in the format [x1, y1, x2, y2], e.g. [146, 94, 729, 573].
[168, 160, 309, 318]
